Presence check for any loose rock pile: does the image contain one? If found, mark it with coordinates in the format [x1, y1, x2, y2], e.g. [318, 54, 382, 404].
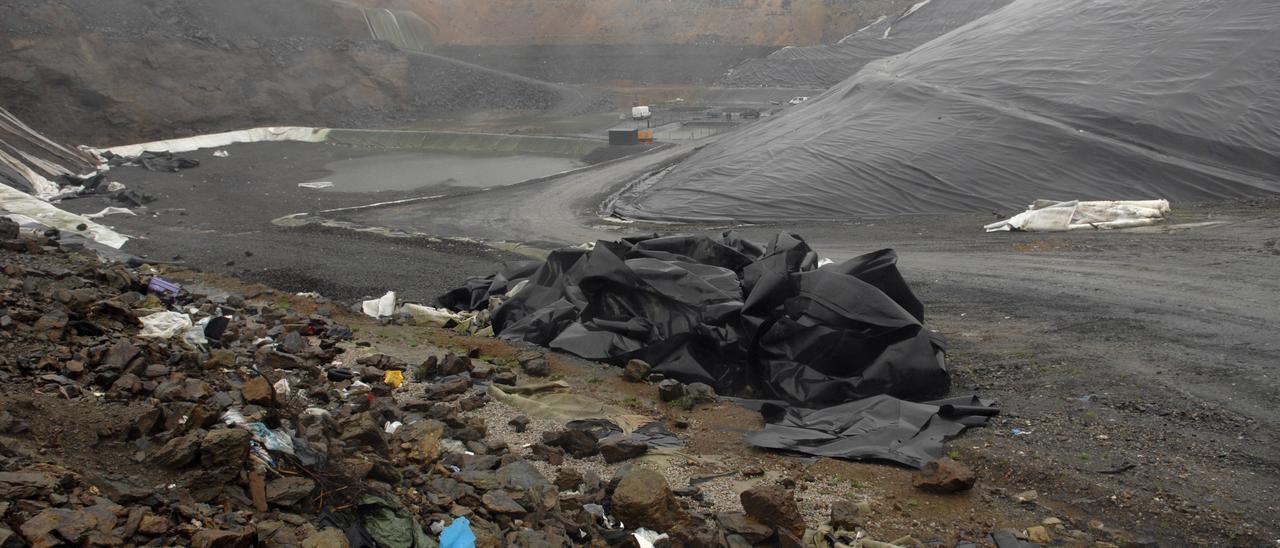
[0, 223, 861, 547]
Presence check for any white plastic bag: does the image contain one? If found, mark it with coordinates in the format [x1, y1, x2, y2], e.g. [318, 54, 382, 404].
[362, 291, 396, 318]
[138, 311, 193, 339]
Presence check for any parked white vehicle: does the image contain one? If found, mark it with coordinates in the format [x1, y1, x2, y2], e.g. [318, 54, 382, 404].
[631, 106, 652, 120]
[787, 96, 810, 105]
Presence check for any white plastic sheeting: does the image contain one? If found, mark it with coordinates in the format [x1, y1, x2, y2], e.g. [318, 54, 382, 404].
[985, 200, 1171, 232]
[362, 291, 397, 318]
[0, 183, 129, 248]
[99, 127, 330, 158]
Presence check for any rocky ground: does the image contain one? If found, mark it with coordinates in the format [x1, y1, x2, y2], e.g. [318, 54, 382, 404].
[1, 200, 1227, 547]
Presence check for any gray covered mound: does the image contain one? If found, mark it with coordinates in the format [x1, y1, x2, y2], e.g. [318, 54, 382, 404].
[720, 0, 1012, 89]
[616, 0, 1280, 221]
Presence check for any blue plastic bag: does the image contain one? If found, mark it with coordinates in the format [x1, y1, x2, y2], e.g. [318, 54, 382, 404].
[439, 516, 475, 548]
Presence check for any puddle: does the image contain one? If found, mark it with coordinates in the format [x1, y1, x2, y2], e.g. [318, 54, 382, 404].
[306, 151, 583, 192]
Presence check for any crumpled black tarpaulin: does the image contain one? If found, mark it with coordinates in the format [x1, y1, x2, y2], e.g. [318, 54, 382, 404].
[742, 395, 998, 469]
[441, 232, 949, 407]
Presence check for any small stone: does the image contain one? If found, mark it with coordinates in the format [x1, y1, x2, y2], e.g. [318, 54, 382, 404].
[200, 428, 250, 469]
[191, 527, 254, 548]
[912, 457, 977, 493]
[1024, 525, 1052, 544]
[438, 354, 472, 376]
[470, 362, 494, 379]
[137, 514, 170, 535]
[266, 477, 315, 506]
[493, 370, 518, 386]
[554, 468, 584, 491]
[148, 433, 202, 469]
[685, 382, 717, 403]
[302, 527, 353, 548]
[622, 359, 651, 382]
[241, 376, 273, 405]
[829, 499, 865, 530]
[741, 466, 765, 478]
[482, 490, 527, 514]
[543, 429, 599, 458]
[717, 512, 773, 544]
[1014, 490, 1039, 504]
[1042, 517, 1063, 527]
[521, 357, 549, 377]
[610, 468, 690, 533]
[657, 379, 685, 402]
[599, 435, 647, 464]
[740, 484, 807, 538]
[508, 415, 531, 433]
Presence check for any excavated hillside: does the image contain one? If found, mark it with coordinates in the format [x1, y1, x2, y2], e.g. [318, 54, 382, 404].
[355, 0, 916, 46]
[0, 0, 571, 146]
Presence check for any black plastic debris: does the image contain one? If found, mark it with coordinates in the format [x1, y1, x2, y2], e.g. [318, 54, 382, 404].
[743, 395, 998, 469]
[442, 232, 949, 407]
[105, 150, 200, 173]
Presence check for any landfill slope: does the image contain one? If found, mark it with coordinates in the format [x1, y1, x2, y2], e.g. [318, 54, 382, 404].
[0, 0, 569, 146]
[615, 0, 1280, 222]
[720, 0, 1013, 88]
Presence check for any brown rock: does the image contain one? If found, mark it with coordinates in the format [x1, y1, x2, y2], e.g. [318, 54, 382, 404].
[740, 484, 806, 537]
[599, 435, 647, 464]
[610, 468, 689, 533]
[394, 419, 445, 464]
[829, 499, 866, 530]
[137, 514, 170, 535]
[200, 428, 251, 469]
[190, 528, 254, 548]
[265, 477, 315, 506]
[543, 429, 599, 458]
[622, 359, 651, 382]
[301, 527, 349, 548]
[148, 432, 202, 469]
[482, 490, 528, 514]
[241, 376, 273, 405]
[716, 512, 773, 544]
[912, 457, 977, 494]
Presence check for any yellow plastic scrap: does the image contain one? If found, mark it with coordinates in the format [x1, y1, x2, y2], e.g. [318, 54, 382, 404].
[383, 370, 404, 389]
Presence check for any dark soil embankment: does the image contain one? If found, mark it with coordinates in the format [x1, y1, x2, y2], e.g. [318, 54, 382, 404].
[0, 0, 568, 146]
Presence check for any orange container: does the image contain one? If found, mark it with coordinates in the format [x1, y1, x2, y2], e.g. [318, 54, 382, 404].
[637, 130, 655, 142]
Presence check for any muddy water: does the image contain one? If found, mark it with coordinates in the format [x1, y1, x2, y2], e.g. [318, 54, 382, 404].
[308, 152, 583, 192]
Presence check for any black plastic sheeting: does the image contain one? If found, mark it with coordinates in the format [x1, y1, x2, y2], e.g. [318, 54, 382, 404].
[616, 0, 1280, 222]
[743, 395, 997, 469]
[442, 232, 949, 408]
[442, 233, 998, 467]
[720, 0, 1012, 88]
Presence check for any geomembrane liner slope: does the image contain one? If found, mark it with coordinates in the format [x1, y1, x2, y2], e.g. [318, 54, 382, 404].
[616, 0, 1280, 222]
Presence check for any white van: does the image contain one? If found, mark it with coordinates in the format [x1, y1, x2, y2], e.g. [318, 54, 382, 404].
[631, 106, 652, 120]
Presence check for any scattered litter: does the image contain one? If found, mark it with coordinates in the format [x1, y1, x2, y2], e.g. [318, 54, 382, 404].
[105, 181, 127, 192]
[985, 199, 1171, 232]
[383, 370, 404, 389]
[147, 276, 182, 302]
[633, 529, 669, 548]
[362, 291, 396, 318]
[243, 422, 295, 454]
[400, 303, 464, 327]
[212, 150, 229, 158]
[299, 181, 334, 189]
[84, 207, 135, 219]
[138, 311, 194, 339]
[1011, 428, 1032, 436]
[439, 516, 476, 548]
[384, 421, 403, 434]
